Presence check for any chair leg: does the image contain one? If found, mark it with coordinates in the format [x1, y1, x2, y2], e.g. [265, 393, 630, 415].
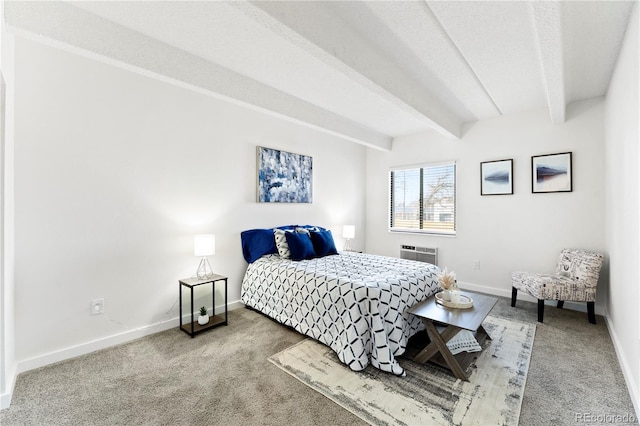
[587, 302, 596, 324]
[511, 287, 517, 307]
[537, 299, 544, 323]
[557, 301, 564, 309]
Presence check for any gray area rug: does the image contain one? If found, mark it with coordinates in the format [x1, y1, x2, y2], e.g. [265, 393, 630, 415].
[269, 316, 536, 426]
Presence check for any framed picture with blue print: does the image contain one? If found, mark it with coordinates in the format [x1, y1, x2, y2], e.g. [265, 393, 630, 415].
[480, 159, 513, 195]
[257, 146, 313, 203]
[531, 152, 572, 193]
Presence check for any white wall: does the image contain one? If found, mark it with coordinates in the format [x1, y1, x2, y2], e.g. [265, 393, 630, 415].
[0, 14, 17, 409]
[13, 37, 366, 366]
[366, 98, 606, 306]
[604, 2, 639, 414]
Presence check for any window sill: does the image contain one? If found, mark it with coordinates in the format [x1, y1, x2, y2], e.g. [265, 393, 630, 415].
[389, 229, 456, 237]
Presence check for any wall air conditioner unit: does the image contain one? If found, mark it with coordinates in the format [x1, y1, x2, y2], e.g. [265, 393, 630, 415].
[400, 245, 438, 266]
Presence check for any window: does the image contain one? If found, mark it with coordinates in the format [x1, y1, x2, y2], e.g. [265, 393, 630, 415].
[389, 162, 456, 235]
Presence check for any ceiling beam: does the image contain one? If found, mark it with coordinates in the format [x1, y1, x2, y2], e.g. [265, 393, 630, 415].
[423, 1, 503, 118]
[530, 1, 566, 124]
[4, 1, 392, 150]
[239, 1, 463, 139]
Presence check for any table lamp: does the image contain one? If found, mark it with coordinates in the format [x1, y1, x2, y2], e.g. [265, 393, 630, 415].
[342, 225, 355, 251]
[194, 234, 215, 279]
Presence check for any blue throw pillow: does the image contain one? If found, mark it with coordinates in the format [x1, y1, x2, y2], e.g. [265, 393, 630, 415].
[310, 229, 338, 257]
[241, 229, 278, 263]
[285, 231, 316, 261]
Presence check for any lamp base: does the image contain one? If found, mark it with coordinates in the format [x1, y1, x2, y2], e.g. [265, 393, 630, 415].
[196, 257, 214, 279]
[343, 239, 352, 252]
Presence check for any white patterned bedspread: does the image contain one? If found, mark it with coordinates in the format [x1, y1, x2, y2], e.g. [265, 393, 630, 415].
[241, 251, 440, 375]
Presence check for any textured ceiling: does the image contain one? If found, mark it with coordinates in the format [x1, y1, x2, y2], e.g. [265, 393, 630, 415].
[4, 1, 635, 150]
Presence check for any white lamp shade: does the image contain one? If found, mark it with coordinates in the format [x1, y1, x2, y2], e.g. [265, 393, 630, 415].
[194, 234, 215, 257]
[342, 225, 355, 239]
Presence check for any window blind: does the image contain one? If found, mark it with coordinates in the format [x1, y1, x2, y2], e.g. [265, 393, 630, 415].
[390, 162, 456, 234]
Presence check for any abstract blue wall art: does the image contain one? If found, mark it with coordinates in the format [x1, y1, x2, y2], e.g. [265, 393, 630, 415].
[531, 152, 572, 193]
[257, 146, 313, 203]
[481, 159, 513, 195]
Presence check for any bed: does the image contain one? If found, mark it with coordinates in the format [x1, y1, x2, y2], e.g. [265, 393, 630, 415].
[240, 226, 440, 375]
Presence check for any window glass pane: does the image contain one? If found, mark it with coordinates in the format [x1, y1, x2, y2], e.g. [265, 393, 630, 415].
[390, 162, 456, 235]
[390, 168, 421, 229]
[423, 164, 455, 232]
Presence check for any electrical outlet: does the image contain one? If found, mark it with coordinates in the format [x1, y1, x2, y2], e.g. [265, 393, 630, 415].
[90, 298, 104, 315]
[472, 260, 480, 270]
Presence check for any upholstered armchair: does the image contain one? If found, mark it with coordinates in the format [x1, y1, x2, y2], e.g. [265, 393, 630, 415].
[511, 249, 604, 324]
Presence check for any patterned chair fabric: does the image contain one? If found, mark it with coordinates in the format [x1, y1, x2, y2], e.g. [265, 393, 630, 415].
[511, 249, 604, 324]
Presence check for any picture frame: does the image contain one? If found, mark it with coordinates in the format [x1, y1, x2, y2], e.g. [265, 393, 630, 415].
[531, 152, 572, 193]
[480, 159, 513, 195]
[257, 146, 313, 203]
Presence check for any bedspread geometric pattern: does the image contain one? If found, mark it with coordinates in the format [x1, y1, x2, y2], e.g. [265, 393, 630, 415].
[241, 251, 440, 375]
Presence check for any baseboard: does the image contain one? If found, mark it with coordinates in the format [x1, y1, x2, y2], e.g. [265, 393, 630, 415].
[458, 281, 513, 299]
[16, 317, 176, 374]
[0, 363, 17, 410]
[603, 308, 640, 418]
[458, 281, 603, 315]
[16, 300, 244, 375]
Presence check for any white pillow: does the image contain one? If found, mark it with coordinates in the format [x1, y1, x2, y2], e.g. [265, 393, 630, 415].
[274, 229, 291, 259]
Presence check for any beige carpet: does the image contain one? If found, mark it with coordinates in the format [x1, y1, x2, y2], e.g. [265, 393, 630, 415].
[269, 316, 536, 426]
[2, 301, 636, 425]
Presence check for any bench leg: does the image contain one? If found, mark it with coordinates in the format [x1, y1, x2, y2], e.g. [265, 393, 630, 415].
[557, 300, 564, 309]
[587, 302, 596, 324]
[537, 299, 544, 323]
[423, 320, 469, 381]
[511, 287, 517, 307]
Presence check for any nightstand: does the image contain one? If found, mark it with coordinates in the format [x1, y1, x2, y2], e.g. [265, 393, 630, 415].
[179, 274, 228, 338]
